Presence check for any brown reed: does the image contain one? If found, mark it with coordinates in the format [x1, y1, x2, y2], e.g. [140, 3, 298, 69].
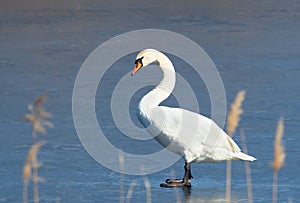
[273, 118, 285, 172]
[240, 129, 253, 203]
[143, 174, 152, 203]
[226, 90, 246, 203]
[118, 152, 139, 203]
[227, 90, 246, 137]
[119, 152, 125, 203]
[22, 141, 45, 203]
[225, 160, 232, 203]
[23, 94, 51, 203]
[171, 171, 182, 203]
[24, 94, 53, 138]
[126, 181, 137, 203]
[140, 166, 152, 203]
[272, 118, 285, 203]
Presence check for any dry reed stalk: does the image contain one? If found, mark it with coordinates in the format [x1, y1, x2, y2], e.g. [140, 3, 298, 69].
[24, 94, 53, 139]
[143, 175, 152, 203]
[23, 164, 31, 203]
[140, 166, 151, 203]
[272, 118, 285, 203]
[119, 152, 125, 203]
[225, 160, 232, 203]
[118, 152, 138, 203]
[240, 129, 253, 203]
[33, 160, 45, 203]
[171, 171, 181, 203]
[226, 90, 246, 203]
[126, 181, 137, 203]
[33, 163, 41, 203]
[22, 142, 45, 203]
[23, 94, 51, 203]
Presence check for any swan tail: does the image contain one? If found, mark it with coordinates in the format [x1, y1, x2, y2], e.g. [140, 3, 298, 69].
[233, 152, 256, 161]
[226, 135, 256, 161]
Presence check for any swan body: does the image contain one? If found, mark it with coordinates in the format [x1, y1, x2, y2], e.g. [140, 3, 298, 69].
[132, 49, 255, 187]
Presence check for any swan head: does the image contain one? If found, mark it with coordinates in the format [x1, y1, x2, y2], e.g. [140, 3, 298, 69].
[131, 49, 159, 76]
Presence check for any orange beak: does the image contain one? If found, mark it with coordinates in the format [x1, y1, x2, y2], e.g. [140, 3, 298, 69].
[131, 60, 143, 76]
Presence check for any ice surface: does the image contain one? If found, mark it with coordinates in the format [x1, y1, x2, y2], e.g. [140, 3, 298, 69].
[1, 0, 299, 202]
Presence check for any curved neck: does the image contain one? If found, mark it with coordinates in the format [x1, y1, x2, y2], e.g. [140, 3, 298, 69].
[139, 52, 176, 112]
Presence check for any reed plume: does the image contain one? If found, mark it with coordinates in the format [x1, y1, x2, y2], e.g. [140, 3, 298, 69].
[23, 94, 51, 203]
[226, 90, 246, 203]
[272, 118, 285, 203]
[24, 94, 53, 138]
[23, 141, 45, 203]
[227, 90, 246, 137]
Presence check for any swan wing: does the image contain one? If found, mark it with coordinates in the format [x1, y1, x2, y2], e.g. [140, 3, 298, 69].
[142, 106, 255, 162]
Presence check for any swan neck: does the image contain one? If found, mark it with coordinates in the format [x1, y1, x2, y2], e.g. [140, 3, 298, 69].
[139, 53, 176, 111]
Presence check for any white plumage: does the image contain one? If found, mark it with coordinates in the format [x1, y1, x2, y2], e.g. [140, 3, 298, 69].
[132, 49, 256, 165]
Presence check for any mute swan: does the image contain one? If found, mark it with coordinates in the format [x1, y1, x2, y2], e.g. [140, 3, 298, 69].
[131, 49, 256, 187]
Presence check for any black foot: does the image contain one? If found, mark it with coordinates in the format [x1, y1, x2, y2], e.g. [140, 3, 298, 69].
[160, 179, 191, 188]
[160, 162, 193, 188]
[165, 179, 184, 184]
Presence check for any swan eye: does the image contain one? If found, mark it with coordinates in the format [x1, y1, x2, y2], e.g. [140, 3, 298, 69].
[134, 57, 144, 66]
[132, 57, 144, 76]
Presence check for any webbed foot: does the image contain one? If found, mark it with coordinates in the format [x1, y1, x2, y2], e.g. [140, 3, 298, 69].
[160, 179, 191, 188]
[160, 162, 193, 188]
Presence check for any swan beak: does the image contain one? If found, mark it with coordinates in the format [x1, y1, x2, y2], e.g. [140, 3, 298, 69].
[131, 61, 143, 76]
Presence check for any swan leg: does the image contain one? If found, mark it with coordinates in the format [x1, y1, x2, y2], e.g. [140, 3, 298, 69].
[160, 162, 193, 188]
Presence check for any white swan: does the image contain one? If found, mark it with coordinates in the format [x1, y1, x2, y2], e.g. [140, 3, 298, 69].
[131, 49, 256, 187]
